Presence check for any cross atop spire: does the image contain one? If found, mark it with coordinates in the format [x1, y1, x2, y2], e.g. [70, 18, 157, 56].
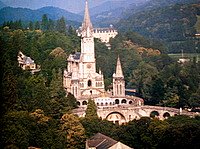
[81, 0, 93, 37]
[115, 56, 124, 78]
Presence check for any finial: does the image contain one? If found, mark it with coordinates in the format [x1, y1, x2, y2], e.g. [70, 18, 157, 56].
[81, 0, 93, 37]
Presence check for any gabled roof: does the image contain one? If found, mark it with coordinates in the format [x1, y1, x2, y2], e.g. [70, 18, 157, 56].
[87, 133, 117, 149]
[73, 52, 81, 60]
[25, 57, 34, 64]
[18, 51, 35, 64]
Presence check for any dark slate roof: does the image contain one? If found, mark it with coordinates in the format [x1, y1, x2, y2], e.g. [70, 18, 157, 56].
[25, 57, 34, 64]
[72, 52, 81, 60]
[87, 133, 117, 149]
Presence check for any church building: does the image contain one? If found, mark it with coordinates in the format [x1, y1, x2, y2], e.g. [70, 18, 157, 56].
[63, 0, 143, 108]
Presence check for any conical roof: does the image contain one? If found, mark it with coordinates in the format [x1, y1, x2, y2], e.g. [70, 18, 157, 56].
[81, 0, 93, 32]
[115, 56, 124, 78]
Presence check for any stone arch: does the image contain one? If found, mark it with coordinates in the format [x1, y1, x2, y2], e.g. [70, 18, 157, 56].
[97, 103, 99, 106]
[106, 112, 126, 125]
[77, 101, 80, 106]
[101, 103, 103, 106]
[121, 99, 127, 104]
[105, 102, 108, 106]
[150, 111, 159, 118]
[88, 80, 92, 87]
[163, 112, 170, 118]
[129, 101, 133, 104]
[115, 99, 119, 104]
[82, 101, 87, 105]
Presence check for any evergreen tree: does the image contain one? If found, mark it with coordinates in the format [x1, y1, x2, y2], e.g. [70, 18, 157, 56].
[68, 25, 75, 35]
[1, 59, 18, 116]
[66, 93, 77, 109]
[85, 99, 98, 119]
[29, 21, 34, 30]
[35, 21, 40, 30]
[56, 16, 66, 34]
[41, 14, 49, 31]
[48, 19, 55, 31]
[16, 20, 23, 29]
[49, 69, 65, 98]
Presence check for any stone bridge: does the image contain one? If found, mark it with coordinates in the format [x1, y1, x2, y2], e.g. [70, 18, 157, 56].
[73, 105, 197, 125]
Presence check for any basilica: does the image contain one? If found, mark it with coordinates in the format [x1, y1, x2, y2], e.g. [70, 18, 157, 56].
[63, 0, 143, 109]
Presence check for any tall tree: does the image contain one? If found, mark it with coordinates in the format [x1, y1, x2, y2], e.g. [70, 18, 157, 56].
[48, 19, 55, 31]
[56, 16, 66, 34]
[85, 99, 98, 119]
[49, 69, 65, 98]
[41, 14, 49, 31]
[61, 114, 85, 149]
[35, 21, 40, 30]
[29, 21, 34, 30]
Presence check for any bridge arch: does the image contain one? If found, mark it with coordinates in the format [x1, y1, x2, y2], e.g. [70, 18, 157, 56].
[106, 112, 126, 125]
[150, 110, 159, 118]
[163, 112, 170, 118]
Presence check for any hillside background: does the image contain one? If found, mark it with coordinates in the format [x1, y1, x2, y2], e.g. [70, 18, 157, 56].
[0, 0, 199, 53]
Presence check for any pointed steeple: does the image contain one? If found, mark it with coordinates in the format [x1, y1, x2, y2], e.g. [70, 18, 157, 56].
[114, 56, 124, 78]
[81, 0, 93, 37]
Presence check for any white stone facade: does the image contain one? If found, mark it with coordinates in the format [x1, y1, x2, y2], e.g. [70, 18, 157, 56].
[63, 1, 144, 109]
[93, 26, 118, 43]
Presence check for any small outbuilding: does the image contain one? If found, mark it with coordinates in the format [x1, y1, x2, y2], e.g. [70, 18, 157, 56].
[86, 133, 133, 149]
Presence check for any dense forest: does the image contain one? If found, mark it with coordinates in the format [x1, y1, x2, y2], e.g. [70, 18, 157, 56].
[0, 13, 200, 149]
[117, 0, 200, 53]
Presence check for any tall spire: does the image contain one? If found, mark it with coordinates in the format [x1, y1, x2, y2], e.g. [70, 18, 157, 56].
[115, 56, 124, 78]
[81, 0, 93, 36]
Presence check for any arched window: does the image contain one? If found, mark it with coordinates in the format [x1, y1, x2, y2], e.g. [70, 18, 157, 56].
[121, 99, 127, 104]
[82, 101, 87, 105]
[115, 99, 119, 104]
[105, 102, 108, 106]
[88, 80, 92, 87]
[77, 101, 80, 106]
[129, 101, 133, 104]
[120, 84, 122, 95]
[75, 87, 77, 96]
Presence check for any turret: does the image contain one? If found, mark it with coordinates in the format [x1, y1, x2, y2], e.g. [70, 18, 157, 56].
[114, 56, 124, 78]
[113, 56, 125, 97]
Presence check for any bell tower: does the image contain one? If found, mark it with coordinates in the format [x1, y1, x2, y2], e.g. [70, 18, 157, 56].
[80, 0, 95, 62]
[80, 0, 96, 78]
[113, 56, 125, 97]
[64, 0, 105, 100]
